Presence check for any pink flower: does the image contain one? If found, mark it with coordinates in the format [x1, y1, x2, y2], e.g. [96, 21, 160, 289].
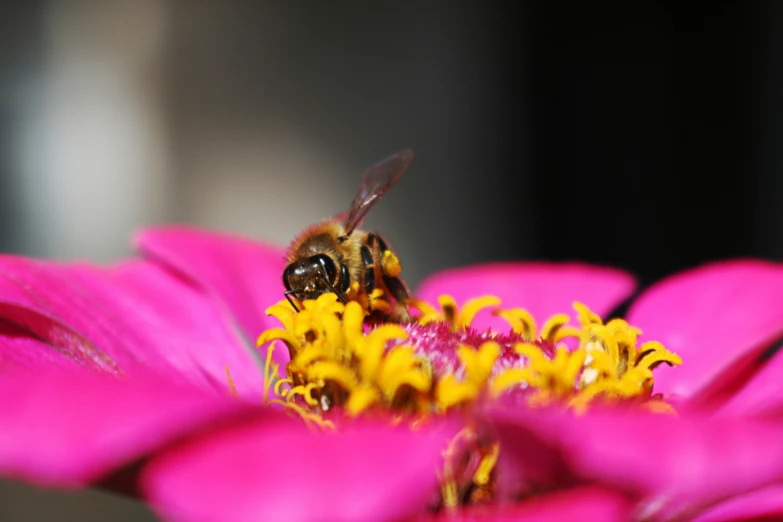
[0, 225, 783, 521]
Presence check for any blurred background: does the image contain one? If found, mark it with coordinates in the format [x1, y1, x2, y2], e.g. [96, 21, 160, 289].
[0, 1, 779, 520]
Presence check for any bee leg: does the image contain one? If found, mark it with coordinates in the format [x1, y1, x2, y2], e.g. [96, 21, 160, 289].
[367, 233, 412, 323]
[367, 233, 402, 277]
[383, 275, 412, 323]
[367, 232, 389, 252]
[284, 289, 302, 312]
[317, 271, 348, 304]
[359, 245, 376, 313]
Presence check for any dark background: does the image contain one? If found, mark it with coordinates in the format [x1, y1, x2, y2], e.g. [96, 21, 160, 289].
[0, 1, 779, 520]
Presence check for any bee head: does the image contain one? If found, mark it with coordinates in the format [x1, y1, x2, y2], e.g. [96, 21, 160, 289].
[283, 254, 339, 301]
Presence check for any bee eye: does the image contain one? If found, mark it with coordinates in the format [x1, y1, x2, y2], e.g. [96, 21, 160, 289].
[282, 264, 295, 291]
[310, 254, 337, 283]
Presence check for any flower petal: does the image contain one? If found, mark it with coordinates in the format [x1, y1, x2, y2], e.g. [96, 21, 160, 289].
[626, 260, 783, 401]
[0, 255, 264, 398]
[419, 486, 632, 521]
[108, 261, 265, 398]
[415, 262, 636, 332]
[142, 418, 455, 522]
[0, 367, 260, 487]
[0, 321, 86, 372]
[717, 347, 783, 418]
[691, 484, 783, 522]
[134, 226, 289, 365]
[489, 406, 783, 512]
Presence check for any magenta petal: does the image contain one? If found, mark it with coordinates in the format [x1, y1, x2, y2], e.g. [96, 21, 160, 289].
[108, 261, 265, 398]
[142, 418, 455, 522]
[0, 256, 121, 373]
[415, 262, 636, 332]
[490, 406, 783, 510]
[0, 255, 264, 398]
[627, 260, 783, 400]
[134, 226, 289, 365]
[0, 367, 260, 487]
[418, 486, 632, 522]
[690, 484, 783, 522]
[718, 347, 783, 418]
[0, 321, 86, 372]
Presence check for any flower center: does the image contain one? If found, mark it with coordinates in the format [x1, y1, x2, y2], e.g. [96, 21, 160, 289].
[250, 292, 682, 510]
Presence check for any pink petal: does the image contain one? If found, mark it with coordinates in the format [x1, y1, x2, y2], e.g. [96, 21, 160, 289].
[626, 260, 783, 402]
[414, 262, 636, 332]
[0, 255, 264, 398]
[0, 321, 85, 372]
[0, 256, 119, 373]
[134, 226, 289, 367]
[691, 484, 783, 522]
[142, 417, 456, 522]
[717, 347, 783, 418]
[417, 486, 632, 522]
[0, 367, 262, 487]
[489, 406, 783, 512]
[108, 261, 265, 398]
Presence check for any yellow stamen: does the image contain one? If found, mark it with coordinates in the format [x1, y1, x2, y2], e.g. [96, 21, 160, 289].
[346, 385, 380, 415]
[287, 384, 320, 407]
[436, 375, 479, 409]
[473, 443, 500, 486]
[357, 325, 408, 378]
[377, 346, 431, 399]
[268, 398, 334, 430]
[342, 301, 366, 347]
[574, 301, 603, 327]
[266, 302, 297, 332]
[456, 296, 502, 330]
[225, 365, 239, 399]
[407, 298, 441, 321]
[440, 429, 474, 510]
[438, 295, 458, 325]
[263, 341, 276, 404]
[642, 400, 679, 416]
[582, 324, 620, 369]
[635, 341, 683, 370]
[416, 294, 502, 331]
[441, 479, 459, 511]
[540, 313, 581, 343]
[257, 327, 299, 359]
[457, 342, 500, 385]
[369, 288, 391, 313]
[306, 361, 359, 392]
[491, 367, 538, 396]
[274, 378, 293, 398]
[514, 342, 553, 367]
[493, 308, 537, 339]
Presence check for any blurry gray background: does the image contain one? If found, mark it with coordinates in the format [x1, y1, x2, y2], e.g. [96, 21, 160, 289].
[3, 0, 782, 520]
[1, 1, 529, 288]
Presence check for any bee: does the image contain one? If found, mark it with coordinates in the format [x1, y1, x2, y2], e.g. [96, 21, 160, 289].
[283, 149, 414, 322]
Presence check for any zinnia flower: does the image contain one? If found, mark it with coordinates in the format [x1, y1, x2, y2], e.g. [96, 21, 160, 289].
[1, 225, 783, 521]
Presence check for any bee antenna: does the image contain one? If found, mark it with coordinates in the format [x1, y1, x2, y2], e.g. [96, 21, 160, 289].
[318, 271, 348, 304]
[284, 289, 304, 312]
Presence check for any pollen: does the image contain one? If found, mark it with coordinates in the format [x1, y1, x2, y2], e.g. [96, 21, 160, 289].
[255, 290, 682, 510]
[381, 250, 403, 278]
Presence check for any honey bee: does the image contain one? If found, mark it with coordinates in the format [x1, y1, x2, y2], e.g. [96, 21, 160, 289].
[283, 149, 414, 322]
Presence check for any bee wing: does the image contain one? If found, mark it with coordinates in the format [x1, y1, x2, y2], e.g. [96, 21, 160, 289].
[342, 149, 414, 236]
